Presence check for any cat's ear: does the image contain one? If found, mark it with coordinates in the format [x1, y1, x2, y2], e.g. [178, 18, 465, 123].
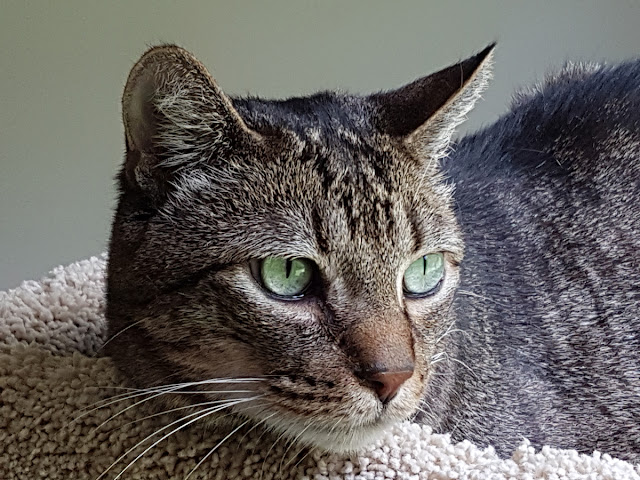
[121, 45, 258, 199]
[371, 44, 495, 161]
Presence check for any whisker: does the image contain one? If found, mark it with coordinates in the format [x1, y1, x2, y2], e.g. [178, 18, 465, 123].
[437, 352, 480, 379]
[72, 386, 240, 428]
[97, 404, 228, 480]
[290, 443, 315, 472]
[237, 411, 277, 446]
[415, 403, 437, 421]
[184, 420, 250, 480]
[279, 420, 314, 472]
[99, 396, 261, 480]
[68, 389, 162, 431]
[78, 386, 251, 418]
[94, 319, 146, 355]
[450, 357, 478, 378]
[328, 416, 343, 437]
[280, 422, 314, 471]
[201, 401, 269, 429]
[430, 351, 447, 360]
[260, 427, 291, 480]
[78, 386, 171, 413]
[84, 380, 263, 431]
[249, 412, 280, 458]
[155, 389, 256, 395]
[434, 321, 456, 345]
[457, 289, 508, 307]
[112, 400, 258, 480]
[93, 386, 258, 434]
[75, 377, 263, 420]
[96, 376, 266, 393]
[111, 399, 243, 431]
[90, 385, 201, 433]
[435, 327, 469, 344]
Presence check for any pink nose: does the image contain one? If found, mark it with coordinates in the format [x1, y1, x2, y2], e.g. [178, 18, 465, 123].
[362, 369, 414, 404]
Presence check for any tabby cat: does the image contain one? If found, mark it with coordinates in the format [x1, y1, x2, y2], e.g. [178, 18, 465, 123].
[106, 44, 640, 461]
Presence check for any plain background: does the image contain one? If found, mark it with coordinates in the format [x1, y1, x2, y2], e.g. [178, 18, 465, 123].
[1, 1, 640, 290]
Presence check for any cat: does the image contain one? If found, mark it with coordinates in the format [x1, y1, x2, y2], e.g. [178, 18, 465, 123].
[105, 44, 640, 462]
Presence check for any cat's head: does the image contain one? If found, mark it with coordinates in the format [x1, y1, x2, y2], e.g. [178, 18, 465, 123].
[106, 44, 493, 452]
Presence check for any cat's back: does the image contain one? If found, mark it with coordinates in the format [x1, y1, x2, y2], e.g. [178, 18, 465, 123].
[450, 58, 640, 289]
[449, 58, 640, 272]
[451, 58, 640, 199]
[440, 58, 640, 460]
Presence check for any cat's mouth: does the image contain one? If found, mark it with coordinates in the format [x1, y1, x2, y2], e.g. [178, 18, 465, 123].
[161, 337, 427, 452]
[223, 376, 422, 453]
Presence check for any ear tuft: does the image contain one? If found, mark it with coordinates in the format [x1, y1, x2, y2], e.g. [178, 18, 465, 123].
[371, 44, 495, 161]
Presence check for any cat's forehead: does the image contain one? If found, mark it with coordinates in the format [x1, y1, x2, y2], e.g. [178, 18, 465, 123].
[160, 91, 459, 267]
[230, 93, 440, 223]
[233, 93, 378, 150]
[232, 91, 427, 198]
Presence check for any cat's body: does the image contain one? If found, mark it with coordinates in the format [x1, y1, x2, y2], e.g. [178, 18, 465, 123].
[106, 45, 640, 462]
[426, 63, 640, 459]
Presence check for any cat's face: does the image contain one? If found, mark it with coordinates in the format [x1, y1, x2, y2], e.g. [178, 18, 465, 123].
[106, 45, 493, 452]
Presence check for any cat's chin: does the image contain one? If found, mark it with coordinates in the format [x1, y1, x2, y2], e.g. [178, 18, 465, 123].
[265, 417, 400, 454]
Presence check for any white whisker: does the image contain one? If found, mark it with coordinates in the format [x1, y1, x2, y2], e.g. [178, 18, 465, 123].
[97, 404, 227, 480]
[435, 321, 456, 345]
[113, 399, 243, 431]
[94, 319, 146, 355]
[69, 389, 162, 430]
[99, 396, 260, 480]
[431, 351, 447, 361]
[279, 420, 314, 472]
[457, 289, 508, 307]
[435, 327, 468, 344]
[86, 380, 263, 431]
[184, 420, 249, 480]
[280, 421, 314, 471]
[415, 403, 436, 420]
[99, 377, 266, 393]
[237, 411, 277, 447]
[260, 426, 291, 480]
[76, 377, 263, 420]
[290, 444, 315, 472]
[91, 384, 201, 432]
[434, 352, 479, 379]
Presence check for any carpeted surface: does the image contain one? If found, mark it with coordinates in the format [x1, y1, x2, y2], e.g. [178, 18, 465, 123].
[1, 256, 639, 479]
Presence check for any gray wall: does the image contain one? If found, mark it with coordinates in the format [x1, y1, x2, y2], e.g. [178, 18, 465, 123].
[1, 1, 639, 289]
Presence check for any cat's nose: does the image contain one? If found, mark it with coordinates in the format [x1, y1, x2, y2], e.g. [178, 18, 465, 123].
[339, 310, 415, 404]
[361, 367, 414, 404]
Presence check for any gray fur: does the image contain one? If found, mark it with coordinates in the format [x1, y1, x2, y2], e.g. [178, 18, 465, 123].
[106, 45, 640, 461]
[431, 59, 640, 460]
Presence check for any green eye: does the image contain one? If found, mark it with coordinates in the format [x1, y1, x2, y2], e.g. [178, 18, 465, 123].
[403, 253, 444, 296]
[259, 257, 314, 298]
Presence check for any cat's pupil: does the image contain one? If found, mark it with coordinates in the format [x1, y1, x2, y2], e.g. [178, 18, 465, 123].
[285, 259, 292, 278]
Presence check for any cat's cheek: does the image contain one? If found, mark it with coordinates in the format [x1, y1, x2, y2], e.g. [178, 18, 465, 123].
[403, 264, 459, 391]
[164, 339, 265, 382]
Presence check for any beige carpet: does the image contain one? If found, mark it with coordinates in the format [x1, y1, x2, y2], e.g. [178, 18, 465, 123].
[1, 255, 639, 479]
